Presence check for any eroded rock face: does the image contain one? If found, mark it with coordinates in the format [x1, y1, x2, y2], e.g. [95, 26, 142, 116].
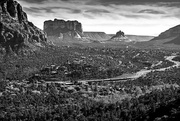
[111, 30, 125, 39]
[44, 19, 83, 39]
[110, 30, 131, 42]
[0, 0, 47, 54]
[0, 0, 8, 13]
[7, 0, 17, 18]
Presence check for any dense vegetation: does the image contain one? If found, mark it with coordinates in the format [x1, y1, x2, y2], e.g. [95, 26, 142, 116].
[0, 78, 180, 120]
[0, 45, 180, 120]
[0, 45, 174, 80]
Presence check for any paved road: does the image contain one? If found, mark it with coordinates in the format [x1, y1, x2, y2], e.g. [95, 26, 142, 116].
[78, 55, 180, 83]
[46, 55, 180, 83]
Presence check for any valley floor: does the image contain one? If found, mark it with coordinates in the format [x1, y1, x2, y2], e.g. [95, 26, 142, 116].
[0, 45, 180, 120]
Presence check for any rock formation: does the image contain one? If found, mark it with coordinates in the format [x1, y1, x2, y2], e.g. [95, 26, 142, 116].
[45, 19, 127, 43]
[84, 32, 111, 41]
[111, 30, 125, 38]
[151, 25, 180, 45]
[44, 19, 83, 41]
[109, 30, 131, 42]
[0, 0, 47, 55]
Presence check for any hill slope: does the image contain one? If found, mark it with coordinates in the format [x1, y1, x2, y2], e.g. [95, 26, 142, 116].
[134, 25, 180, 50]
[151, 25, 180, 45]
[0, 0, 48, 79]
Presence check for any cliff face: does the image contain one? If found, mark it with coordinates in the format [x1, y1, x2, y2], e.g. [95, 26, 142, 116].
[44, 19, 83, 40]
[0, 0, 47, 55]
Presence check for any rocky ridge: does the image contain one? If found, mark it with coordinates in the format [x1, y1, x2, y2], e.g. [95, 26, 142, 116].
[0, 0, 47, 55]
[151, 25, 180, 45]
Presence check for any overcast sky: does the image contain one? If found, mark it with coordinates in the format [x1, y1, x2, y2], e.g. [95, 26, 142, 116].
[18, 0, 180, 36]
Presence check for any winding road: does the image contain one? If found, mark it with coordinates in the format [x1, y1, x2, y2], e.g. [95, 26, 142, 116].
[46, 54, 180, 84]
[78, 54, 180, 83]
[115, 55, 180, 80]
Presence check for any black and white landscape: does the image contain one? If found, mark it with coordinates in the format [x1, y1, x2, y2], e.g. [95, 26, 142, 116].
[0, 0, 180, 120]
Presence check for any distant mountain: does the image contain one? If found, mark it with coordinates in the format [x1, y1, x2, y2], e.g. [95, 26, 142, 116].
[126, 35, 154, 42]
[84, 32, 111, 41]
[108, 34, 154, 42]
[0, 0, 47, 55]
[150, 25, 180, 45]
[134, 25, 180, 50]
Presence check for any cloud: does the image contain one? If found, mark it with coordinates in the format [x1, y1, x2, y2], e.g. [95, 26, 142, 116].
[23, 6, 82, 14]
[24, 7, 55, 13]
[120, 14, 150, 19]
[157, 2, 180, 8]
[85, 9, 111, 16]
[55, 7, 82, 14]
[71, 9, 82, 14]
[19, 0, 180, 36]
[138, 9, 166, 14]
[83, 14, 95, 19]
[90, 0, 180, 4]
[18, 0, 48, 4]
[87, 0, 180, 7]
